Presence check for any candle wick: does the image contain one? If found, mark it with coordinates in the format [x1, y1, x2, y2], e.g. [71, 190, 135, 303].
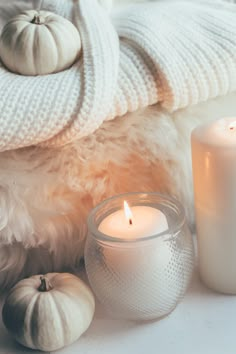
[129, 218, 133, 225]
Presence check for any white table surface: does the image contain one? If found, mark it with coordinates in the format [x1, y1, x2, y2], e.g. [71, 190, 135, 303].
[1, 262, 236, 354]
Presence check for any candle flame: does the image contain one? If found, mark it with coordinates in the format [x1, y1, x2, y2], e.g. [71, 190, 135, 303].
[229, 121, 236, 131]
[124, 201, 133, 225]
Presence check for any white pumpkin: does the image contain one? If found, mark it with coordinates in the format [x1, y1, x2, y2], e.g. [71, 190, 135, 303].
[0, 10, 81, 76]
[2, 273, 95, 352]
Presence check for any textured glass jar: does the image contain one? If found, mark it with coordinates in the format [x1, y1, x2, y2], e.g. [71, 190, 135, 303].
[85, 192, 194, 321]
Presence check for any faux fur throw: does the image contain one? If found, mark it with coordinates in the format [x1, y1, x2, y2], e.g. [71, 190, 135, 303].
[0, 0, 236, 152]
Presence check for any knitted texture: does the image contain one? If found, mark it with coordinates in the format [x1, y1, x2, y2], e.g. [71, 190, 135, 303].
[0, 0, 236, 151]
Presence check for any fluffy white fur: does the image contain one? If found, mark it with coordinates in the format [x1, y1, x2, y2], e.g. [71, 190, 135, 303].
[0, 92, 235, 288]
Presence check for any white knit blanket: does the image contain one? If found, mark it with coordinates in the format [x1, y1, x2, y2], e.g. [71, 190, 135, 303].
[0, 0, 236, 151]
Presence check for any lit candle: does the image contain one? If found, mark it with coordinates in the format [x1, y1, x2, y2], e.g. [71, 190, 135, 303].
[192, 117, 236, 294]
[85, 193, 194, 320]
[98, 201, 168, 238]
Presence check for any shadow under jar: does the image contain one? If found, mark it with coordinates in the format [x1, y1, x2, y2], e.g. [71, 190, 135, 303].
[85, 192, 194, 321]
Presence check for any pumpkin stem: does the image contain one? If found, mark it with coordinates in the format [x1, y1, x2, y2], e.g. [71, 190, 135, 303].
[38, 276, 53, 292]
[32, 15, 45, 25]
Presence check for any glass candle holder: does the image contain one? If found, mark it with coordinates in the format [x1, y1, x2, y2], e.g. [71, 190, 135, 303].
[85, 192, 194, 321]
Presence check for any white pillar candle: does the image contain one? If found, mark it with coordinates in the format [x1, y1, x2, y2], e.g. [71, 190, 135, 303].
[192, 117, 236, 294]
